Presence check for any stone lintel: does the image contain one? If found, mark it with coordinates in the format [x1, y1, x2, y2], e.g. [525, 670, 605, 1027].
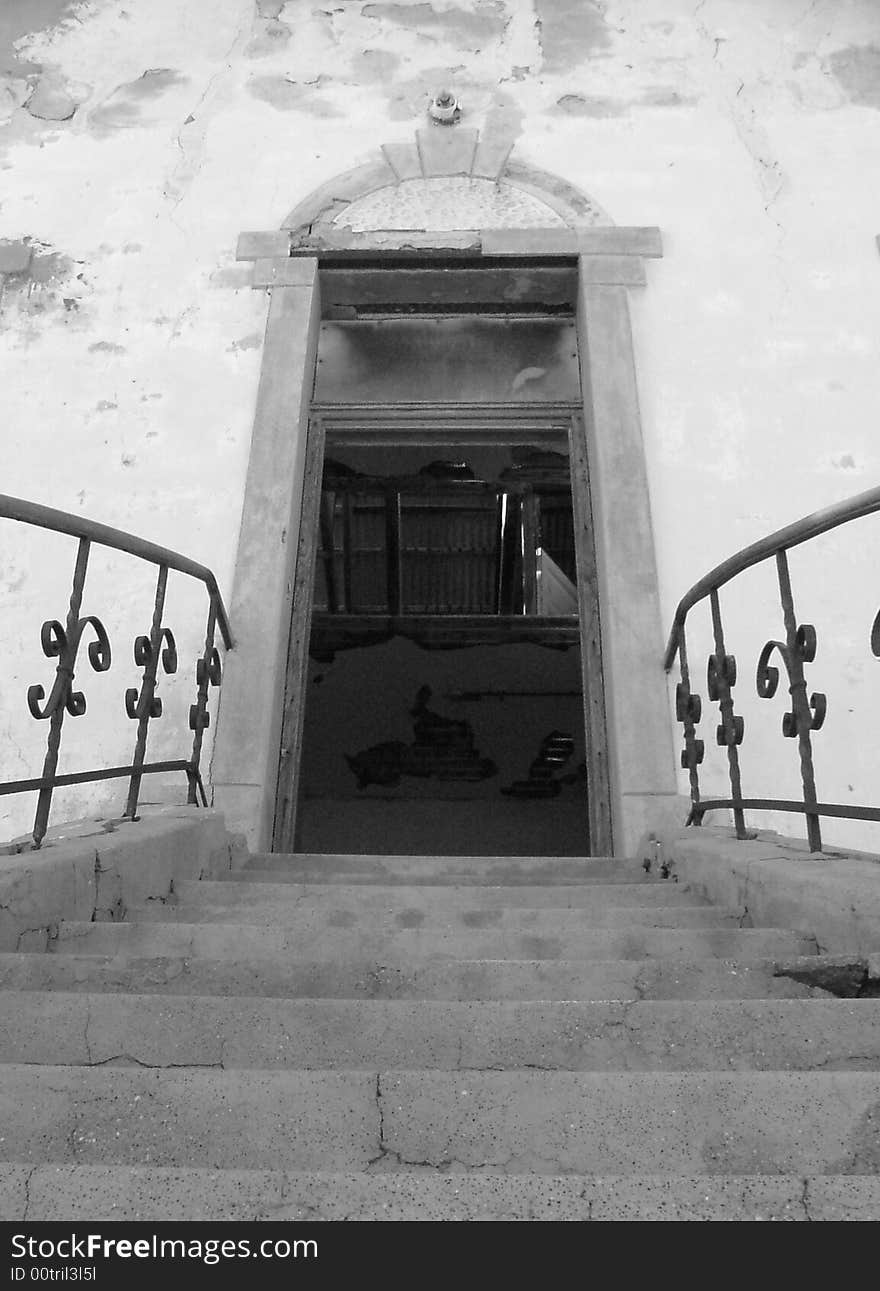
[251, 257, 320, 288]
[237, 231, 291, 261]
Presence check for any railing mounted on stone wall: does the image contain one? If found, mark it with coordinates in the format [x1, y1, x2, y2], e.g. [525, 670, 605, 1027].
[664, 484, 880, 853]
[0, 495, 233, 849]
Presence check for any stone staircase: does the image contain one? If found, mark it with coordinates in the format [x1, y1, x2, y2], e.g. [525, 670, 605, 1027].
[1, 849, 879, 1220]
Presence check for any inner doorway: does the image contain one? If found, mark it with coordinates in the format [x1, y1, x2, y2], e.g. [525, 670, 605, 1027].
[272, 310, 611, 856]
[297, 433, 588, 856]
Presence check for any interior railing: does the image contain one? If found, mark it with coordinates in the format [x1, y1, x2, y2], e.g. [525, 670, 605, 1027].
[664, 484, 880, 853]
[0, 494, 233, 849]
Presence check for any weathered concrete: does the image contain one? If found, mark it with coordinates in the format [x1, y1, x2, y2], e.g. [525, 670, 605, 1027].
[0, 807, 246, 953]
[3, 1065, 880, 1174]
[0, 951, 823, 1001]
[662, 827, 880, 955]
[4, 1166, 880, 1222]
[136, 878, 739, 929]
[214, 878, 709, 907]
[240, 853, 652, 884]
[53, 917, 815, 962]
[3, 993, 879, 1073]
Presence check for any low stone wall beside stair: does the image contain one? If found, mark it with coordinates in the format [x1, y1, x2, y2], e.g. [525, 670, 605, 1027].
[656, 827, 880, 961]
[0, 807, 248, 953]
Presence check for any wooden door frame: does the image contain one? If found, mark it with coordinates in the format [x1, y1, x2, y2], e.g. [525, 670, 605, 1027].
[271, 403, 611, 855]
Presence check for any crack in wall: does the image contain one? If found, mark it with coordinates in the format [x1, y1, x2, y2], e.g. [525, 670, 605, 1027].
[21, 1165, 37, 1221]
[166, 4, 256, 226]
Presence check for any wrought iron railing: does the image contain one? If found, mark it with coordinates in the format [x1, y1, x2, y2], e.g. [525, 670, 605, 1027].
[664, 484, 880, 853]
[0, 495, 233, 849]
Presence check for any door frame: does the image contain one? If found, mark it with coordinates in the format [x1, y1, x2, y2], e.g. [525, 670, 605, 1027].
[212, 243, 681, 857]
[271, 402, 612, 855]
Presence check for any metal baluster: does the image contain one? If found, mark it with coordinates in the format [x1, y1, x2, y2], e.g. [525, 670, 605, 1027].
[188, 598, 220, 805]
[708, 588, 747, 839]
[674, 624, 705, 824]
[124, 564, 177, 820]
[775, 550, 823, 852]
[30, 538, 90, 848]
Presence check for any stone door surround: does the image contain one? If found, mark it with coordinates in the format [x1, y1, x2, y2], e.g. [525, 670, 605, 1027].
[212, 130, 679, 857]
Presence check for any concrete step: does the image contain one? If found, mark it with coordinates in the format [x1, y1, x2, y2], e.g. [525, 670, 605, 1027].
[239, 853, 650, 885]
[190, 880, 709, 910]
[3, 1164, 878, 1221]
[0, 952, 825, 1000]
[2, 1066, 880, 1173]
[53, 920, 816, 962]
[130, 886, 741, 932]
[2, 993, 878, 1071]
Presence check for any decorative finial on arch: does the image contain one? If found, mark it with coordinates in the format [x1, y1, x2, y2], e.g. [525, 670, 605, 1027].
[428, 89, 462, 125]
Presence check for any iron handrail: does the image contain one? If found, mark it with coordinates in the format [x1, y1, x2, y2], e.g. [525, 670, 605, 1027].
[0, 494, 233, 649]
[1, 493, 233, 847]
[663, 484, 880, 852]
[664, 484, 880, 670]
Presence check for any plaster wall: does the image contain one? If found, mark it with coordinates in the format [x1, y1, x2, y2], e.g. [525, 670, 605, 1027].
[1, 0, 879, 852]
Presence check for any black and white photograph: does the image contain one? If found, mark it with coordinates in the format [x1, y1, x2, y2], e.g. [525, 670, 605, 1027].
[1, 0, 879, 1256]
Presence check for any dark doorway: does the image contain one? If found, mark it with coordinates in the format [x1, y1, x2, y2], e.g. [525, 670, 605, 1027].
[272, 302, 610, 855]
[295, 438, 588, 855]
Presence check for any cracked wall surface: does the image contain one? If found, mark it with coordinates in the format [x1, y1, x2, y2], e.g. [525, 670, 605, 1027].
[1, 0, 880, 849]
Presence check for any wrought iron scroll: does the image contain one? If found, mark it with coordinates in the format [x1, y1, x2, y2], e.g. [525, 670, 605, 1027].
[1, 491, 233, 849]
[26, 538, 112, 847]
[188, 600, 221, 805]
[663, 486, 880, 851]
[673, 624, 704, 820]
[124, 564, 178, 819]
[752, 550, 827, 851]
[706, 588, 747, 839]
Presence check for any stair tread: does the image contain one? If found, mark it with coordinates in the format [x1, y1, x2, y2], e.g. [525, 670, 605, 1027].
[239, 854, 650, 885]
[2, 1065, 880, 1174]
[198, 879, 708, 907]
[2, 992, 879, 1071]
[3, 1165, 878, 1221]
[129, 898, 743, 931]
[52, 919, 816, 961]
[0, 951, 827, 999]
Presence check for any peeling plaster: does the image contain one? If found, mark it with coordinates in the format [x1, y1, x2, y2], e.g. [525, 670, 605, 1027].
[25, 73, 77, 120]
[247, 74, 344, 117]
[555, 87, 691, 116]
[348, 49, 402, 83]
[362, 2, 508, 47]
[827, 44, 880, 110]
[534, 0, 612, 73]
[227, 332, 263, 353]
[245, 19, 292, 60]
[0, 0, 80, 75]
[88, 68, 189, 132]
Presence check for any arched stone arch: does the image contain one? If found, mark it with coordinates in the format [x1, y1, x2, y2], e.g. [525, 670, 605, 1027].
[280, 127, 613, 233]
[215, 132, 680, 859]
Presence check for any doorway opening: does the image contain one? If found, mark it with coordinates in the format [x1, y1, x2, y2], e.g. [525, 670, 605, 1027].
[272, 300, 611, 856]
[296, 433, 588, 856]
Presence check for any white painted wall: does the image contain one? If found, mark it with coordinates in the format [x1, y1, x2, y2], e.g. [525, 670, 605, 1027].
[1, 0, 879, 851]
